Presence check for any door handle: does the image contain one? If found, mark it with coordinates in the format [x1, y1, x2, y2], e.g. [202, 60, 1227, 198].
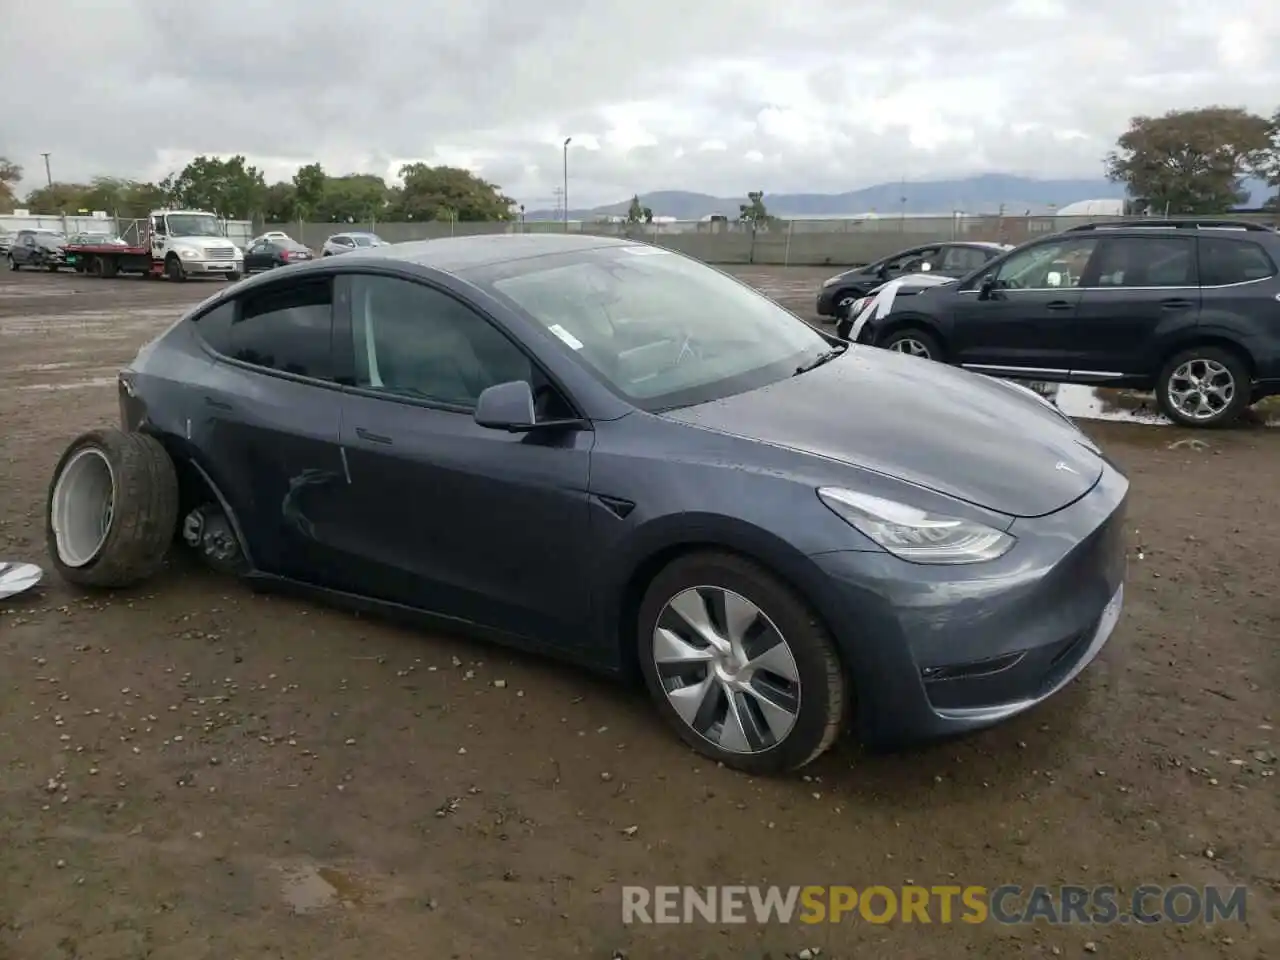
[1045, 301, 1074, 311]
[1161, 299, 1194, 310]
[355, 427, 393, 445]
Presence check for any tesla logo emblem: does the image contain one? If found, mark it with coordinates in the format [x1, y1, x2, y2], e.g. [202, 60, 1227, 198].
[1055, 461, 1077, 474]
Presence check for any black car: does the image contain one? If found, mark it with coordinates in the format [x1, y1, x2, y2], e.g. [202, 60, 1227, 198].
[852, 219, 1280, 428]
[244, 237, 314, 273]
[835, 273, 958, 340]
[816, 241, 1010, 320]
[7, 228, 69, 271]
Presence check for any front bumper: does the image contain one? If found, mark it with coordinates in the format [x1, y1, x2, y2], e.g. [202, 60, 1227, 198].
[181, 257, 243, 274]
[810, 458, 1129, 748]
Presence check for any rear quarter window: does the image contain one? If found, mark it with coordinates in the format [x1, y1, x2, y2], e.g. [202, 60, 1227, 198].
[1198, 237, 1278, 286]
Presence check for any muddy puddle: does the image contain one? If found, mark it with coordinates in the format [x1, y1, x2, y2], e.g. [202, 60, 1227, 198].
[1017, 382, 1280, 428]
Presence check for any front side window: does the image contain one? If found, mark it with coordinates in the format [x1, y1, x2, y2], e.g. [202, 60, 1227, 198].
[225, 279, 334, 379]
[480, 246, 832, 410]
[350, 274, 562, 412]
[1090, 236, 1196, 288]
[990, 238, 1099, 290]
[1198, 238, 1277, 287]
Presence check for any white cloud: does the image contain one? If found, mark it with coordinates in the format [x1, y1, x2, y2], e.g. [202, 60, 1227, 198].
[2, 0, 1278, 209]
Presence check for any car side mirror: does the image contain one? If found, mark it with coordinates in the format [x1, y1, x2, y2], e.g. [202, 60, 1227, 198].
[474, 381, 586, 434]
[977, 275, 997, 300]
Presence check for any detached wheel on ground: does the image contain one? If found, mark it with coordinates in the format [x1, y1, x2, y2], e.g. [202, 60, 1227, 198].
[46, 428, 180, 588]
[1156, 346, 1251, 428]
[879, 327, 942, 361]
[636, 551, 848, 775]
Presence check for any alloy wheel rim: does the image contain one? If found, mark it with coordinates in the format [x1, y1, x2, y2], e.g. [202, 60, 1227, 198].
[889, 338, 930, 358]
[1168, 359, 1234, 421]
[652, 586, 801, 754]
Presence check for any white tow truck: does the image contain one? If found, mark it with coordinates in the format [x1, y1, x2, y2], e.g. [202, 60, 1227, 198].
[63, 209, 244, 281]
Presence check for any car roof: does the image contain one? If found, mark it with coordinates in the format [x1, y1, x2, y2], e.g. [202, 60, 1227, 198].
[337, 233, 632, 272]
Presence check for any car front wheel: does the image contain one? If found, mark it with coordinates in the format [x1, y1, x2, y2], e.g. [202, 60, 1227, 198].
[637, 551, 848, 775]
[880, 327, 942, 361]
[1156, 346, 1251, 428]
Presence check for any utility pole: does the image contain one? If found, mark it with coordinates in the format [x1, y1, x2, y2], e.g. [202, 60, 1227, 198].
[41, 153, 52, 186]
[562, 137, 572, 232]
[551, 187, 564, 223]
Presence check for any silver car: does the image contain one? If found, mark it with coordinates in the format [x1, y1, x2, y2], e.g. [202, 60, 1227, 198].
[321, 232, 388, 256]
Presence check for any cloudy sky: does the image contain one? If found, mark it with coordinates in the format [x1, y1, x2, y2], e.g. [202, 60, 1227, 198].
[3, 0, 1279, 209]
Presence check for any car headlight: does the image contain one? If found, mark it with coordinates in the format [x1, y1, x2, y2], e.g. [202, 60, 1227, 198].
[178, 248, 201, 259]
[817, 487, 1015, 564]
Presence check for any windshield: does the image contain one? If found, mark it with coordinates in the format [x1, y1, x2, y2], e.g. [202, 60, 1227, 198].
[166, 214, 224, 238]
[481, 246, 832, 410]
[37, 231, 66, 243]
[352, 235, 382, 247]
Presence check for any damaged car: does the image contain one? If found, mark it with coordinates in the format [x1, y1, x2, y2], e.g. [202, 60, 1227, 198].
[44, 234, 1129, 774]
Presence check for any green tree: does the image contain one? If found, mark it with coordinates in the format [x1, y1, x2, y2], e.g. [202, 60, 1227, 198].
[0, 157, 21, 213]
[292, 162, 327, 220]
[316, 174, 388, 222]
[77, 177, 169, 218]
[167, 155, 268, 218]
[390, 164, 513, 221]
[738, 190, 771, 225]
[1258, 108, 1280, 208]
[1105, 107, 1273, 214]
[24, 182, 90, 213]
[263, 182, 298, 221]
[627, 194, 645, 223]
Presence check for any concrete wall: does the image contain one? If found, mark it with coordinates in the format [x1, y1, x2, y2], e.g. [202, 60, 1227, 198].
[261, 212, 1280, 268]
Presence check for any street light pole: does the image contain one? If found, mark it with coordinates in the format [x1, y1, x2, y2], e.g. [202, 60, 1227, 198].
[563, 137, 572, 232]
[41, 153, 52, 186]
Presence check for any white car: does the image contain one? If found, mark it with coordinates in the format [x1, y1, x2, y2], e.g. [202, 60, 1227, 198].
[321, 232, 389, 256]
[251, 231, 293, 245]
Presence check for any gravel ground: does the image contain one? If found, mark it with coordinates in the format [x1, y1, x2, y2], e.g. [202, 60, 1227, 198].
[0, 267, 1276, 959]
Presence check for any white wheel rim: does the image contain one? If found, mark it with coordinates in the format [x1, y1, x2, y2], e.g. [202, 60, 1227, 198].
[50, 448, 116, 568]
[1168, 358, 1234, 421]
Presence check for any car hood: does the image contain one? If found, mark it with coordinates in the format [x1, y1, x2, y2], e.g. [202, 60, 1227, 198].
[174, 237, 238, 251]
[661, 349, 1103, 519]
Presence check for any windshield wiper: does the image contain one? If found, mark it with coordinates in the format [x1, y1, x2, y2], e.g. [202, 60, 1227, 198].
[794, 346, 846, 376]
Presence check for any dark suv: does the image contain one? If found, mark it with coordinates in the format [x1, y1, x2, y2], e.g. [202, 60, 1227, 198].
[816, 241, 1010, 319]
[851, 219, 1280, 428]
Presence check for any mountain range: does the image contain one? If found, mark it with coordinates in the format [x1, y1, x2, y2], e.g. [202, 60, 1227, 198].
[526, 174, 1272, 220]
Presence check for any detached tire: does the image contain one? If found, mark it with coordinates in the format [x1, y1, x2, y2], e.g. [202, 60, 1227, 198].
[46, 428, 180, 588]
[1156, 346, 1251, 428]
[637, 551, 848, 775]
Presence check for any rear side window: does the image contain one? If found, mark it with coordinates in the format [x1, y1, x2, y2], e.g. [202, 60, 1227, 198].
[1091, 236, 1196, 288]
[200, 279, 335, 380]
[1199, 238, 1277, 287]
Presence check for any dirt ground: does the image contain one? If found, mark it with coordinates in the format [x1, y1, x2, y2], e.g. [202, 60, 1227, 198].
[0, 267, 1276, 959]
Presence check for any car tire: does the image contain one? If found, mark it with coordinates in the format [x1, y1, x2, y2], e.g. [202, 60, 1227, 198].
[1156, 345, 1251, 428]
[226, 271, 242, 282]
[636, 550, 847, 775]
[46, 428, 180, 589]
[879, 327, 942, 362]
[7, 255, 17, 271]
[165, 254, 186, 282]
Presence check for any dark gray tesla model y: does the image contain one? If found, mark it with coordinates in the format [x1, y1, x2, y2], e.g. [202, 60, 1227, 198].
[93, 234, 1128, 774]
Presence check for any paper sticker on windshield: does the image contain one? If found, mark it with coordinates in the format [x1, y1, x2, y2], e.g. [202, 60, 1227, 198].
[548, 324, 585, 350]
[619, 246, 670, 256]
